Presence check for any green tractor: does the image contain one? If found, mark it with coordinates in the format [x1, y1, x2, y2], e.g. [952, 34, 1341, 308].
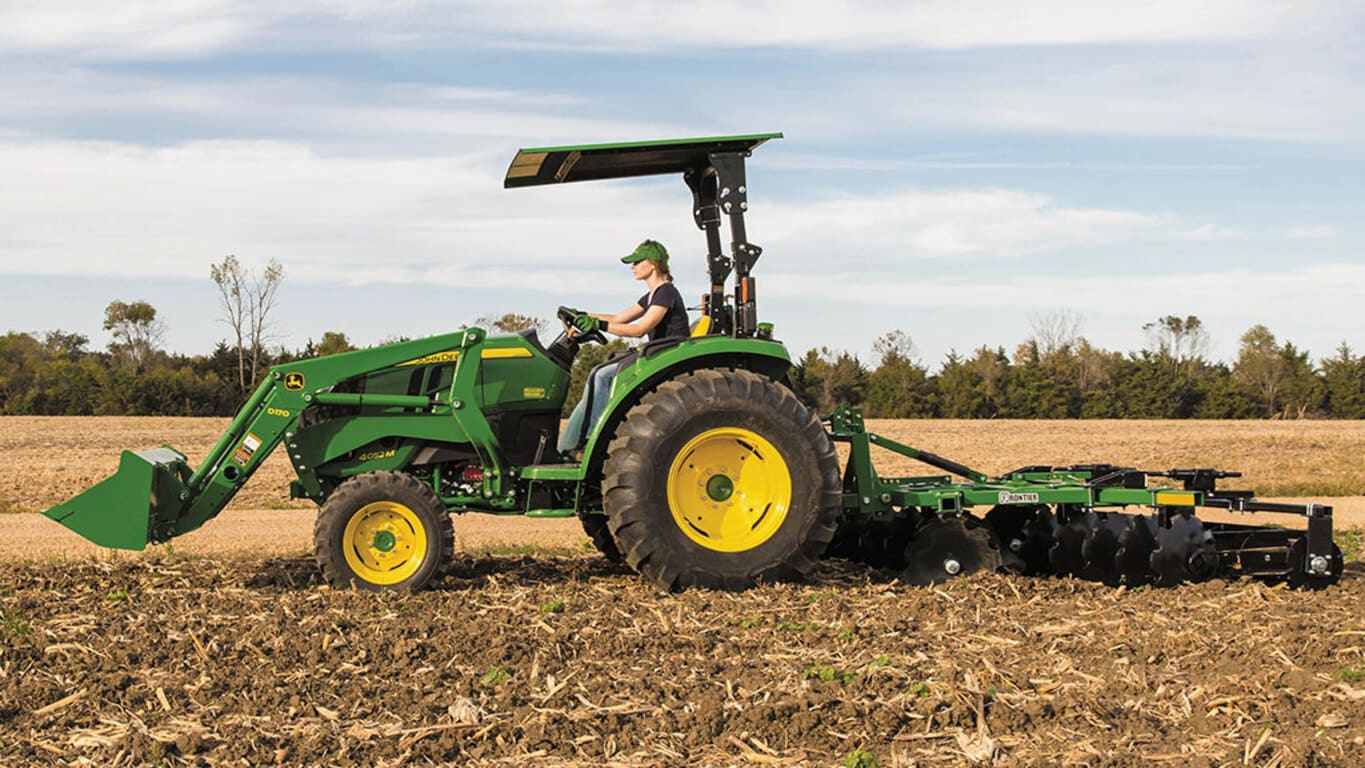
[44, 134, 1342, 592]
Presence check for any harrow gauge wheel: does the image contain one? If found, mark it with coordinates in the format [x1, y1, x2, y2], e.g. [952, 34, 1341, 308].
[1287, 537, 1344, 590]
[603, 369, 841, 591]
[314, 471, 454, 591]
[900, 517, 1002, 586]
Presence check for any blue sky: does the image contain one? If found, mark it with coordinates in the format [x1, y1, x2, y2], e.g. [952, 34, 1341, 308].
[1, 1, 1362, 368]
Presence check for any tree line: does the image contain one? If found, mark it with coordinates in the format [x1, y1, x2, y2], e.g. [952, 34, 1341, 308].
[2, 298, 1362, 419]
[791, 317, 1365, 420]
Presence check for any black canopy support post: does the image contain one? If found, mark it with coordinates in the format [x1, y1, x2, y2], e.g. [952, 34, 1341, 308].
[685, 166, 733, 336]
[710, 151, 762, 338]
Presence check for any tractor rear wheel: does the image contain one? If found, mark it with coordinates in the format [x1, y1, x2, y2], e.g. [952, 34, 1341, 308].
[602, 369, 841, 591]
[314, 471, 454, 591]
[579, 513, 623, 562]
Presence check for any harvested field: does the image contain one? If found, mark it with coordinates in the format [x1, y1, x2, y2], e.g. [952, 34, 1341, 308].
[3, 417, 1364, 515]
[2, 556, 1364, 767]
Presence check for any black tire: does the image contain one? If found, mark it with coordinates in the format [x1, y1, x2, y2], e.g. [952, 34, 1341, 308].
[313, 471, 455, 591]
[602, 369, 841, 591]
[579, 513, 623, 562]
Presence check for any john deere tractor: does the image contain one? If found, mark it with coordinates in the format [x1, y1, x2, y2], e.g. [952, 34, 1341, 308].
[44, 134, 1342, 592]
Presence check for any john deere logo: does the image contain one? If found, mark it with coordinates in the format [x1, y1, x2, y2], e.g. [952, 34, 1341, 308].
[284, 372, 305, 391]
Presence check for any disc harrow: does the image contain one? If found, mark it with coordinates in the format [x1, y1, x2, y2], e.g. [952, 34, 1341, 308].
[823, 405, 1343, 590]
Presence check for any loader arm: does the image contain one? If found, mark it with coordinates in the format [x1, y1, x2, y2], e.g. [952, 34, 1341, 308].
[43, 328, 490, 549]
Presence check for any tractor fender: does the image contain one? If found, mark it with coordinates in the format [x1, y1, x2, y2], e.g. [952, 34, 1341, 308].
[579, 336, 793, 477]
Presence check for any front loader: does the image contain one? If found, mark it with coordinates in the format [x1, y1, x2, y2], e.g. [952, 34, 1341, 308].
[45, 134, 1344, 592]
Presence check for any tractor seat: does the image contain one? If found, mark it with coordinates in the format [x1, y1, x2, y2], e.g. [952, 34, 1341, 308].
[689, 315, 711, 337]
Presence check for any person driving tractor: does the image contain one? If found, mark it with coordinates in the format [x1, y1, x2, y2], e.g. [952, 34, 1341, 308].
[559, 239, 689, 453]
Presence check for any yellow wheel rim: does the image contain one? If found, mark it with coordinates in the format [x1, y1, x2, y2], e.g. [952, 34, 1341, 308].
[667, 427, 791, 552]
[342, 501, 429, 586]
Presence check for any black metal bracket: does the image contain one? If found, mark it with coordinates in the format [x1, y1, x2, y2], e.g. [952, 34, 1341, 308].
[1305, 503, 1334, 566]
[1149, 468, 1242, 493]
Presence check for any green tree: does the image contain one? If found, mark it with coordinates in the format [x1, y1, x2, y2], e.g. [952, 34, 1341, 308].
[315, 331, 356, 357]
[1321, 343, 1365, 418]
[790, 348, 831, 411]
[1234, 325, 1323, 418]
[865, 331, 933, 417]
[1005, 340, 1077, 418]
[103, 299, 164, 373]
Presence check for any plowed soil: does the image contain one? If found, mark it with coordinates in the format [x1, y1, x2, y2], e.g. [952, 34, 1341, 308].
[2, 558, 1363, 767]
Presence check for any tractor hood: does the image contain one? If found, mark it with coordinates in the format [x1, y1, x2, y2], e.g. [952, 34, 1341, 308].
[504, 133, 781, 188]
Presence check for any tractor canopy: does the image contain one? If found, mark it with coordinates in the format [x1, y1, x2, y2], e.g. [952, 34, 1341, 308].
[504, 133, 782, 188]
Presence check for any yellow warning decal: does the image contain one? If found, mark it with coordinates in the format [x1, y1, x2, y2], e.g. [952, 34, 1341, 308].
[1155, 491, 1197, 507]
[523, 387, 547, 399]
[232, 432, 263, 466]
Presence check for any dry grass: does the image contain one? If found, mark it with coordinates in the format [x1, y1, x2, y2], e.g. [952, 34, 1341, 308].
[2, 416, 1361, 515]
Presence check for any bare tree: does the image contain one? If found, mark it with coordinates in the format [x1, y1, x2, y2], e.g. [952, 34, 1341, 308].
[211, 255, 285, 393]
[103, 300, 165, 372]
[1028, 310, 1083, 357]
[1143, 314, 1209, 370]
[872, 329, 919, 366]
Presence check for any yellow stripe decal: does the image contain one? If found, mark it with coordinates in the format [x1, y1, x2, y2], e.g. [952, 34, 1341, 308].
[396, 347, 533, 367]
[480, 348, 533, 360]
[1155, 491, 1197, 507]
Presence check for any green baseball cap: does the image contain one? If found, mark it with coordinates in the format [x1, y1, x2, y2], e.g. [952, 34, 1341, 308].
[622, 239, 669, 264]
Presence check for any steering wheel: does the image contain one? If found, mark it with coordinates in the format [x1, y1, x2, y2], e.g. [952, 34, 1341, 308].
[556, 305, 608, 347]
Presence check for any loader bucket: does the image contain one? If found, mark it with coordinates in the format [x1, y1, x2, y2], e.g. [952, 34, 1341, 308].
[42, 447, 192, 550]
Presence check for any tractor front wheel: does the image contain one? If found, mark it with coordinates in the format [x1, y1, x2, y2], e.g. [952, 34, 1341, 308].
[313, 471, 455, 591]
[602, 369, 841, 591]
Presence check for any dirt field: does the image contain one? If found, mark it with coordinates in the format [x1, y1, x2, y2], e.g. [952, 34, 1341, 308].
[3, 557, 1363, 767]
[3, 417, 1364, 766]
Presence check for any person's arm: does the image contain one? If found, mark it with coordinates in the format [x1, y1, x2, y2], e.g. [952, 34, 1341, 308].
[605, 305, 668, 338]
[592, 304, 645, 324]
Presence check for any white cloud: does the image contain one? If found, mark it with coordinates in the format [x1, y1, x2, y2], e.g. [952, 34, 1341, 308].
[0, 138, 1204, 288]
[765, 262, 1365, 310]
[1286, 225, 1338, 240]
[762, 189, 1167, 262]
[0, 1, 1330, 58]
[0, 67, 675, 150]
[0, 139, 695, 289]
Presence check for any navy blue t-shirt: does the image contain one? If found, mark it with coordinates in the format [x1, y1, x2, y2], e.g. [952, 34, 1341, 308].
[637, 282, 690, 342]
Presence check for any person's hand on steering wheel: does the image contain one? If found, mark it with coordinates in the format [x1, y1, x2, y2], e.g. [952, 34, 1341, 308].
[572, 313, 601, 334]
[556, 305, 607, 346]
